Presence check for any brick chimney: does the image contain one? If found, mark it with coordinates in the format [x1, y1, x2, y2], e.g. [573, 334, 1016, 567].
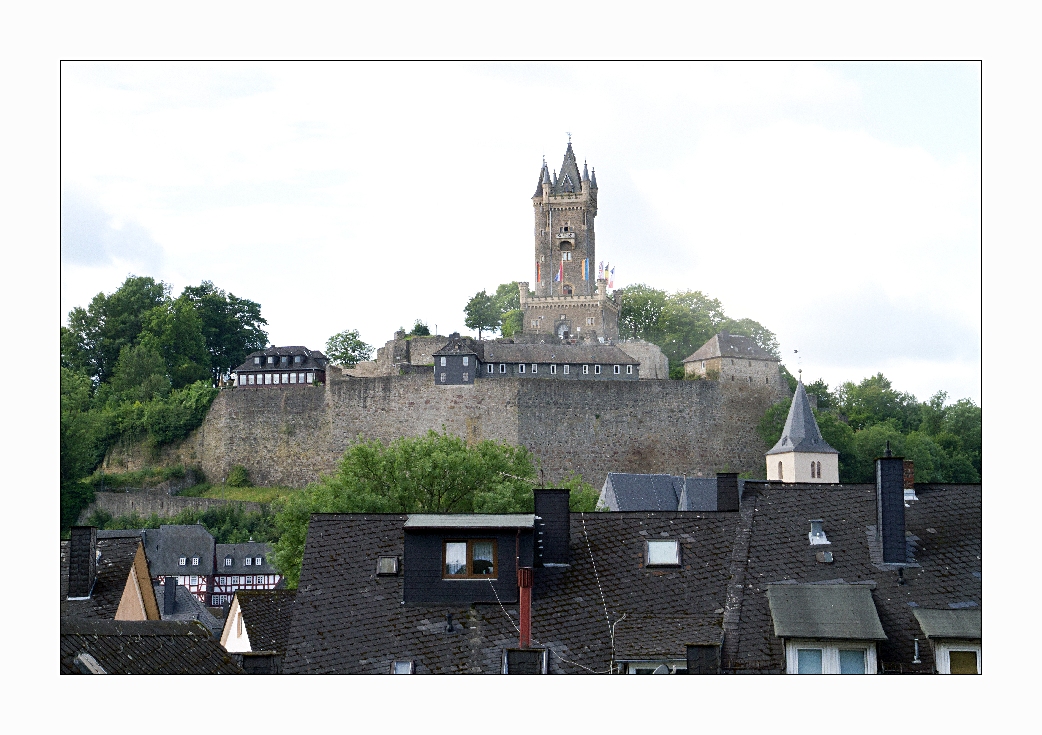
[533, 488, 570, 566]
[716, 473, 740, 512]
[164, 576, 178, 616]
[67, 526, 98, 599]
[903, 459, 918, 501]
[517, 567, 533, 648]
[876, 445, 906, 563]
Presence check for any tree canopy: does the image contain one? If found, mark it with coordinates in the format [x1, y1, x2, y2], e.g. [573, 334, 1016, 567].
[325, 329, 373, 367]
[271, 430, 597, 586]
[758, 374, 981, 484]
[463, 290, 501, 339]
[618, 284, 779, 377]
[181, 281, 268, 386]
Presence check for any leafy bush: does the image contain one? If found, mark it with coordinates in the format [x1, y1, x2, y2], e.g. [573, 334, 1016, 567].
[227, 465, 250, 487]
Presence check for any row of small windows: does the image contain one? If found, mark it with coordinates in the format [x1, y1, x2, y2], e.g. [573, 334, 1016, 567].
[216, 575, 268, 585]
[439, 538, 680, 579]
[730, 375, 771, 383]
[486, 363, 632, 375]
[181, 555, 264, 566]
[239, 372, 315, 385]
[253, 355, 306, 365]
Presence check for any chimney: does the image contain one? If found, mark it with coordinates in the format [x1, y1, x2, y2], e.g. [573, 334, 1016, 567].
[164, 576, 177, 616]
[716, 473, 740, 512]
[67, 526, 98, 599]
[903, 459, 918, 501]
[517, 567, 533, 648]
[533, 488, 571, 566]
[876, 444, 907, 563]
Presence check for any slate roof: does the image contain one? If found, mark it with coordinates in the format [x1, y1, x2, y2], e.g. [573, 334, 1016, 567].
[552, 142, 584, 195]
[154, 582, 224, 637]
[233, 345, 328, 374]
[60, 619, 244, 674]
[683, 332, 778, 363]
[283, 511, 739, 674]
[233, 589, 298, 653]
[601, 474, 744, 512]
[60, 536, 143, 619]
[723, 482, 982, 674]
[766, 379, 838, 455]
[215, 542, 277, 574]
[142, 525, 216, 577]
[404, 514, 535, 529]
[482, 342, 638, 365]
[432, 334, 483, 359]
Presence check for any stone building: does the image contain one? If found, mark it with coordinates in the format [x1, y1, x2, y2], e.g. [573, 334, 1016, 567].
[232, 346, 328, 387]
[765, 375, 839, 483]
[432, 332, 639, 386]
[520, 141, 620, 341]
[683, 331, 782, 389]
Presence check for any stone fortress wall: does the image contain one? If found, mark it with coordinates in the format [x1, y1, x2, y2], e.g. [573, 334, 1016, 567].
[104, 369, 786, 491]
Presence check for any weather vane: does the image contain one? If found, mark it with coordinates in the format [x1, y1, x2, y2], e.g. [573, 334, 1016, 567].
[567, 131, 571, 143]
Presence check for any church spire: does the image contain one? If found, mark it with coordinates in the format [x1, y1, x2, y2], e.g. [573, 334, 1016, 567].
[766, 376, 838, 456]
[533, 158, 550, 197]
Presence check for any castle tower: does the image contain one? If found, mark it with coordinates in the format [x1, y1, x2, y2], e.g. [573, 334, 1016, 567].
[519, 140, 620, 340]
[765, 374, 840, 483]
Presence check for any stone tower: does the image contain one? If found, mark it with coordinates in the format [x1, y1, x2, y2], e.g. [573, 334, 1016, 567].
[519, 141, 620, 340]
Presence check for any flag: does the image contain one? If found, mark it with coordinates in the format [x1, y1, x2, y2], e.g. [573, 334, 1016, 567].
[608, 266, 615, 289]
[556, 259, 563, 282]
[598, 261, 603, 279]
[536, 262, 541, 282]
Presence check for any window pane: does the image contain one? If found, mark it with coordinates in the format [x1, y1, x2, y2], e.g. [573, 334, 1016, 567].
[444, 542, 467, 576]
[797, 649, 823, 674]
[393, 661, 413, 674]
[472, 541, 495, 575]
[949, 650, 978, 674]
[839, 649, 866, 674]
[647, 540, 679, 565]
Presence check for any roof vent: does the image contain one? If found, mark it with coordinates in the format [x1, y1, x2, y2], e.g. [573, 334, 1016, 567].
[809, 519, 830, 545]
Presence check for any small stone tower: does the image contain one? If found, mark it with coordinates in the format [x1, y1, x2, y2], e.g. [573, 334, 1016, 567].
[766, 374, 840, 483]
[519, 140, 620, 340]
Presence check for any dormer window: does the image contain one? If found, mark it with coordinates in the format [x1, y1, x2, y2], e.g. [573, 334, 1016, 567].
[646, 539, 681, 566]
[392, 660, 415, 674]
[225, 556, 233, 567]
[255, 556, 262, 565]
[254, 357, 261, 365]
[294, 355, 302, 364]
[245, 557, 252, 566]
[179, 557, 187, 566]
[280, 355, 288, 364]
[191, 556, 199, 566]
[443, 540, 496, 579]
[267, 356, 274, 365]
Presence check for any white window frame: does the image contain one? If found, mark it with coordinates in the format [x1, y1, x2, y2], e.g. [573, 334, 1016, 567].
[550, 364, 557, 375]
[518, 363, 525, 374]
[934, 641, 981, 674]
[239, 375, 246, 385]
[440, 372, 447, 383]
[462, 356, 469, 366]
[784, 640, 877, 674]
[190, 575, 198, 585]
[179, 557, 186, 566]
[613, 365, 620, 374]
[267, 356, 275, 364]
[594, 365, 601, 375]
[462, 372, 469, 382]
[192, 556, 199, 566]
[626, 365, 633, 375]
[282, 373, 289, 383]
[487, 364, 494, 374]
[248, 374, 255, 385]
[563, 365, 569, 375]
[290, 372, 297, 384]
[646, 539, 681, 566]
[245, 557, 252, 566]
[582, 364, 589, 375]
[294, 355, 302, 364]
[264, 373, 271, 384]
[531, 364, 537, 373]
[392, 660, 415, 674]
[255, 556, 262, 565]
[254, 357, 261, 365]
[500, 363, 507, 373]
[225, 556, 233, 567]
[440, 357, 446, 366]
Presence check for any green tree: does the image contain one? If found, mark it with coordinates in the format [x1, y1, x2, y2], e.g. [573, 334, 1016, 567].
[500, 309, 524, 338]
[464, 290, 501, 339]
[325, 329, 373, 367]
[492, 281, 521, 314]
[181, 281, 268, 386]
[272, 431, 537, 586]
[62, 275, 169, 384]
[60, 368, 113, 527]
[139, 296, 211, 389]
[408, 319, 431, 337]
[836, 373, 922, 432]
[109, 344, 170, 404]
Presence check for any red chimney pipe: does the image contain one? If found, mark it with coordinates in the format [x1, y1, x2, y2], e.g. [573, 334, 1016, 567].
[517, 567, 533, 648]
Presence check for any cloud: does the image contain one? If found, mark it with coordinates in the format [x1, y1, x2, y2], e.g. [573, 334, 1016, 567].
[61, 189, 163, 270]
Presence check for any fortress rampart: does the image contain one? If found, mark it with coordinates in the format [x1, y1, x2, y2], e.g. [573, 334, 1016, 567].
[104, 371, 784, 490]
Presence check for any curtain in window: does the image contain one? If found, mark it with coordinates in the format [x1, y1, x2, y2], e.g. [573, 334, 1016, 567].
[444, 543, 467, 576]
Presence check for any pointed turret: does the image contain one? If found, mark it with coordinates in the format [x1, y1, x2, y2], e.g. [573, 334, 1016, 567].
[554, 141, 583, 194]
[552, 169, 558, 187]
[582, 161, 590, 183]
[590, 167, 598, 189]
[766, 375, 839, 483]
[533, 159, 550, 198]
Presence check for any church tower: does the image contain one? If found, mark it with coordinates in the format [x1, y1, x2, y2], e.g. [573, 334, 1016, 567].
[519, 140, 620, 340]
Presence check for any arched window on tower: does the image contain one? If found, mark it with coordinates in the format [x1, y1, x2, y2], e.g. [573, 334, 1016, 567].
[810, 461, 816, 478]
[817, 461, 822, 478]
[778, 461, 783, 480]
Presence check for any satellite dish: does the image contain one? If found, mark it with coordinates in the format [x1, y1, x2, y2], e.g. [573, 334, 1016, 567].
[653, 664, 670, 674]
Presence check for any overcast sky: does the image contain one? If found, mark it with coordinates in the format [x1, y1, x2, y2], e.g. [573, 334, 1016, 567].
[60, 62, 981, 403]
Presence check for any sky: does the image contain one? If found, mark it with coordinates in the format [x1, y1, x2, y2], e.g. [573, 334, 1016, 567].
[60, 62, 981, 403]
